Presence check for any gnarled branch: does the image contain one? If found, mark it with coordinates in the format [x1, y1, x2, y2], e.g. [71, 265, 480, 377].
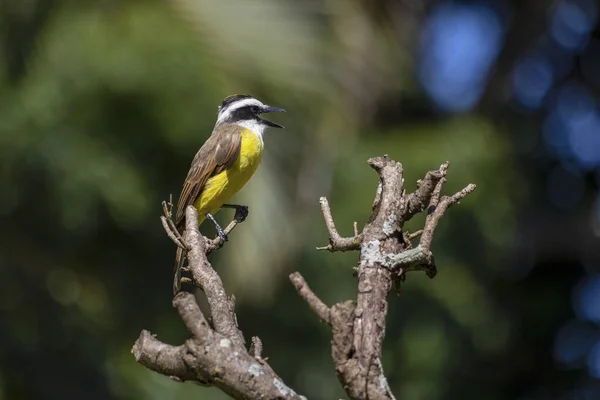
[291, 156, 475, 400]
[133, 206, 304, 400]
[316, 197, 363, 252]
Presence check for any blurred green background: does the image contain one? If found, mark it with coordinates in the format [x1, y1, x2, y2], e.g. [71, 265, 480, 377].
[2, 0, 600, 399]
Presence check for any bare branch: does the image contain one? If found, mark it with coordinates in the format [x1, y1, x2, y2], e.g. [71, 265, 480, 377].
[384, 245, 436, 278]
[420, 183, 476, 252]
[132, 331, 195, 380]
[365, 156, 404, 239]
[184, 206, 245, 347]
[289, 272, 331, 325]
[160, 198, 187, 249]
[430, 176, 447, 208]
[135, 208, 304, 399]
[161, 216, 186, 249]
[249, 336, 263, 359]
[173, 292, 212, 339]
[407, 229, 423, 240]
[293, 156, 475, 400]
[404, 161, 449, 221]
[317, 197, 363, 252]
[132, 319, 303, 399]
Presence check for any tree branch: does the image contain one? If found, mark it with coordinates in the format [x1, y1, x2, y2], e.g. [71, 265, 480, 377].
[404, 162, 448, 221]
[132, 331, 196, 380]
[316, 197, 363, 252]
[289, 272, 331, 325]
[291, 156, 475, 400]
[133, 207, 304, 400]
[173, 291, 211, 339]
[420, 183, 476, 252]
[184, 206, 245, 347]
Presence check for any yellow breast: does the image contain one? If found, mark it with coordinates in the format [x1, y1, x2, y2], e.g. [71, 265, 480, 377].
[194, 128, 264, 222]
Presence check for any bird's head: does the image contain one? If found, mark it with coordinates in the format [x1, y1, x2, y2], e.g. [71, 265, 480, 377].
[216, 94, 285, 129]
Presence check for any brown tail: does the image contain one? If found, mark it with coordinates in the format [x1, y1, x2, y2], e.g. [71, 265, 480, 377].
[173, 246, 186, 294]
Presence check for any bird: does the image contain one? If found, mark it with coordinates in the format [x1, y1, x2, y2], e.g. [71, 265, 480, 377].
[172, 94, 285, 293]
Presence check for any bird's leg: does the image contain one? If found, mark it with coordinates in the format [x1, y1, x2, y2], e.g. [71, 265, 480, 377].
[222, 204, 249, 223]
[206, 212, 228, 242]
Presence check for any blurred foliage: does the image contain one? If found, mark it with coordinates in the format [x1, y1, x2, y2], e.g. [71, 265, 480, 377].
[1, 0, 600, 399]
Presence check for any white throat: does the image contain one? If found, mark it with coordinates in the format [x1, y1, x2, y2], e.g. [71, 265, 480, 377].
[236, 120, 266, 144]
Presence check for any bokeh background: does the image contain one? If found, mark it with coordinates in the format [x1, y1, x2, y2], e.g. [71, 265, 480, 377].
[1, 0, 600, 399]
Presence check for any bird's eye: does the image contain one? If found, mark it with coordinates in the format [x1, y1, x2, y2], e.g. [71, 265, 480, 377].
[251, 106, 259, 113]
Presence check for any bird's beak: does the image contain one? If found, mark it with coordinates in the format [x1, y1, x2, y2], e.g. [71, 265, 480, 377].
[260, 105, 285, 128]
[263, 106, 286, 113]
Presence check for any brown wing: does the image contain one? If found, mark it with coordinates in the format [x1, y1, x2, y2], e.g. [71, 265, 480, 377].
[175, 124, 241, 230]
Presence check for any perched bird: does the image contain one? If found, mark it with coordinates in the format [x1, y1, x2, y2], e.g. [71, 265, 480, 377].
[173, 94, 285, 293]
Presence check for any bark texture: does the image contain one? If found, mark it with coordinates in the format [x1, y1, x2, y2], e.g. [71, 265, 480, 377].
[133, 206, 304, 400]
[291, 156, 475, 400]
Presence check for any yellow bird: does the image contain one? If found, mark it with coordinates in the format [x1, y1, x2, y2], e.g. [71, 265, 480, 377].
[173, 94, 285, 293]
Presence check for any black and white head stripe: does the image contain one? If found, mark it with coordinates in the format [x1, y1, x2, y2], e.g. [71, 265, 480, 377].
[218, 94, 254, 111]
[217, 95, 265, 123]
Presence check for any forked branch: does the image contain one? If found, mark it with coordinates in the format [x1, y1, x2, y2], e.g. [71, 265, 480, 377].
[133, 206, 303, 400]
[316, 197, 363, 252]
[291, 156, 475, 400]
[161, 198, 248, 256]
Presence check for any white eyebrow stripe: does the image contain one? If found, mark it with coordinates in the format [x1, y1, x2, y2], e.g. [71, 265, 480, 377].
[217, 98, 264, 123]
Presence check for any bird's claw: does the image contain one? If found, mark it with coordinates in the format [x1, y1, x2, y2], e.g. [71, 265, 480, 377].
[234, 206, 249, 223]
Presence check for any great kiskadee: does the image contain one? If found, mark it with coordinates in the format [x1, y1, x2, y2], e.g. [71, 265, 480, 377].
[173, 94, 285, 293]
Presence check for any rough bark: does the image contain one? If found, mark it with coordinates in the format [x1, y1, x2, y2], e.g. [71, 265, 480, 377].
[133, 206, 304, 400]
[290, 156, 475, 400]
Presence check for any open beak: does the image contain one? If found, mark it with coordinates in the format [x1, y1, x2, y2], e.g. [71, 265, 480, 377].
[259, 105, 285, 128]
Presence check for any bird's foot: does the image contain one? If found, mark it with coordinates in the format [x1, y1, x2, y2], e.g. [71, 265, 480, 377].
[234, 206, 249, 223]
[223, 204, 249, 223]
